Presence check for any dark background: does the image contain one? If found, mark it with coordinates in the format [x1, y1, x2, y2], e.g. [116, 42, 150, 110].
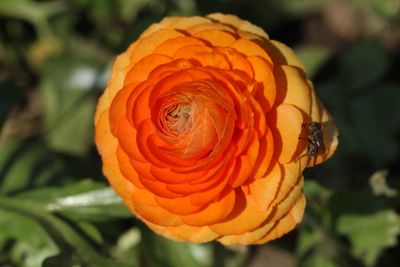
[0, 0, 400, 266]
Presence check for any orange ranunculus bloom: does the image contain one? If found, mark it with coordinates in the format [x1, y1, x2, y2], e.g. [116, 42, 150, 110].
[95, 13, 338, 245]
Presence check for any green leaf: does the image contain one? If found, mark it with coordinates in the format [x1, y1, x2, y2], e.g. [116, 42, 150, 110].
[0, 0, 65, 41]
[0, 195, 132, 267]
[0, 0, 48, 25]
[17, 181, 132, 222]
[47, 187, 132, 221]
[339, 41, 389, 92]
[337, 210, 400, 266]
[0, 138, 82, 194]
[42, 253, 82, 267]
[8, 180, 119, 253]
[111, 228, 141, 266]
[140, 225, 213, 267]
[278, 0, 331, 16]
[76, 220, 104, 245]
[370, 0, 400, 19]
[350, 83, 400, 167]
[328, 192, 388, 220]
[296, 45, 332, 78]
[212, 243, 248, 267]
[0, 209, 58, 267]
[303, 180, 333, 227]
[0, 139, 63, 194]
[16, 179, 105, 199]
[297, 228, 324, 258]
[40, 55, 99, 156]
[302, 254, 338, 267]
[117, 0, 156, 22]
[369, 169, 398, 197]
[304, 180, 332, 198]
[0, 79, 23, 132]
[48, 187, 122, 209]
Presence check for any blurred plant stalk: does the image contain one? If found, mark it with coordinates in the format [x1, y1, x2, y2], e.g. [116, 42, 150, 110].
[0, 0, 66, 66]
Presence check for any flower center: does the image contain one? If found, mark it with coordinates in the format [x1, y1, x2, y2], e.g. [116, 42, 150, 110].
[152, 80, 236, 160]
[165, 103, 192, 134]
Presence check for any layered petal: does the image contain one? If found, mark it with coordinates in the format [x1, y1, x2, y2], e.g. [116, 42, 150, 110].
[95, 13, 338, 246]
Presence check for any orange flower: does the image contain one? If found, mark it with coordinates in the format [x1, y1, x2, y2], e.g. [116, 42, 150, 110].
[95, 13, 338, 245]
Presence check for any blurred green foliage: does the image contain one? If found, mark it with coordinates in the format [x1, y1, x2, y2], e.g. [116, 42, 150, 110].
[0, 0, 400, 266]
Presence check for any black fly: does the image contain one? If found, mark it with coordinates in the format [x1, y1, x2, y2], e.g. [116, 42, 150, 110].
[305, 122, 324, 157]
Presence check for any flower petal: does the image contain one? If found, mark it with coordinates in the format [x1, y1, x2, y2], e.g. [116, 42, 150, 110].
[247, 164, 282, 211]
[181, 190, 236, 226]
[247, 55, 276, 112]
[130, 29, 184, 65]
[267, 104, 305, 164]
[231, 39, 273, 64]
[254, 194, 306, 244]
[141, 16, 212, 37]
[131, 186, 183, 226]
[95, 109, 133, 200]
[207, 13, 269, 39]
[154, 36, 205, 57]
[147, 223, 220, 243]
[209, 190, 269, 235]
[274, 65, 314, 115]
[193, 29, 237, 47]
[124, 54, 172, 84]
[266, 40, 306, 72]
[173, 45, 231, 69]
